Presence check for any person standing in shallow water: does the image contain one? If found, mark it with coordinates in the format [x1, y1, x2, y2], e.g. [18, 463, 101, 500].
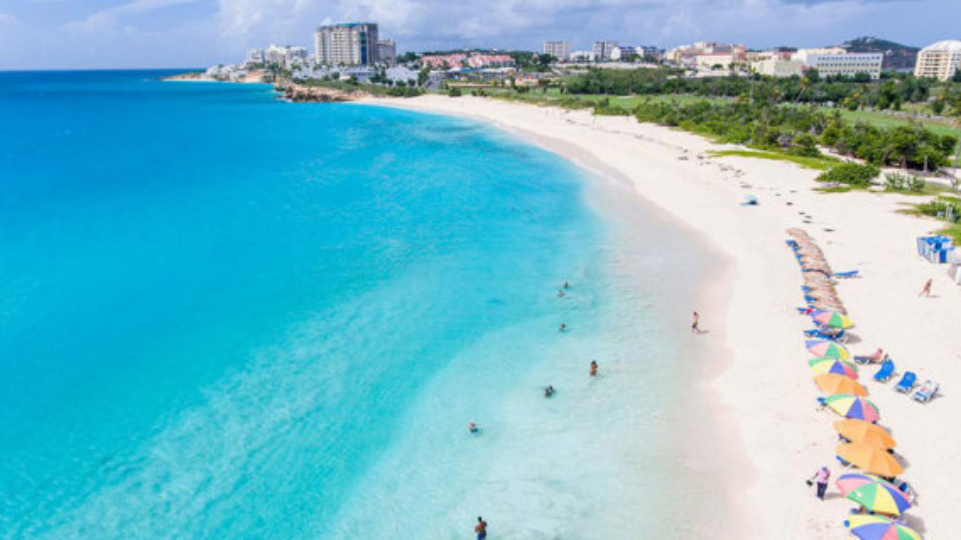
[475, 517, 488, 540]
[590, 360, 598, 377]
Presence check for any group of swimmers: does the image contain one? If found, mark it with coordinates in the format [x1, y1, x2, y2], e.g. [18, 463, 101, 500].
[468, 281, 601, 538]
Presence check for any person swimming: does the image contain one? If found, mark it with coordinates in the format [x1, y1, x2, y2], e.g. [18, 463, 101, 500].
[557, 289, 565, 297]
[468, 421, 479, 434]
[544, 385, 555, 398]
[559, 323, 566, 332]
[590, 360, 598, 377]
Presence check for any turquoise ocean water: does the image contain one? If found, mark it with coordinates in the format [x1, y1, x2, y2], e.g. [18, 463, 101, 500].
[0, 71, 716, 539]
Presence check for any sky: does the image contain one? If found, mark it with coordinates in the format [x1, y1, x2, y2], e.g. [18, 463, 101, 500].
[0, 0, 957, 70]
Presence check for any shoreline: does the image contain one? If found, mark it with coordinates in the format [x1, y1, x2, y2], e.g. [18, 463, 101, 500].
[355, 95, 961, 539]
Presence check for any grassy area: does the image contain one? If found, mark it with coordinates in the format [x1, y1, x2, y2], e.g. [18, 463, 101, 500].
[481, 88, 731, 111]
[837, 109, 960, 141]
[941, 222, 961, 243]
[708, 150, 839, 171]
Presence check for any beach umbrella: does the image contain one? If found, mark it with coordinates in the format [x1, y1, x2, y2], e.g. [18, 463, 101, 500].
[814, 311, 855, 329]
[836, 474, 911, 516]
[807, 340, 851, 360]
[837, 443, 904, 477]
[824, 394, 880, 422]
[844, 515, 922, 540]
[815, 374, 868, 396]
[810, 358, 859, 379]
[834, 420, 896, 449]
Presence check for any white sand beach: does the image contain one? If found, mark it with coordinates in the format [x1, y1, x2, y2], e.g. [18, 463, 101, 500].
[363, 95, 961, 539]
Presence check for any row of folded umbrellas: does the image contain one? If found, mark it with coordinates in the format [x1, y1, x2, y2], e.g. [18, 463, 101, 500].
[788, 228, 847, 314]
[796, 267, 922, 539]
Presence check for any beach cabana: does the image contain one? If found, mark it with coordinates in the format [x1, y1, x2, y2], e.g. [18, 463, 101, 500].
[844, 515, 922, 540]
[834, 420, 896, 449]
[836, 473, 911, 516]
[815, 374, 868, 396]
[824, 394, 880, 422]
[837, 442, 904, 477]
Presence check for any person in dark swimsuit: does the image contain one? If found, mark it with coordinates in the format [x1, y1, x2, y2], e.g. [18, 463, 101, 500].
[475, 516, 487, 540]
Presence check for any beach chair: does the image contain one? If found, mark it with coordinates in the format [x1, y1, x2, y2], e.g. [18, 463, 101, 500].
[741, 195, 758, 206]
[873, 360, 895, 383]
[894, 372, 917, 393]
[912, 380, 939, 403]
[896, 480, 916, 504]
[833, 270, 860, 279]
[836, 455, 853, 468]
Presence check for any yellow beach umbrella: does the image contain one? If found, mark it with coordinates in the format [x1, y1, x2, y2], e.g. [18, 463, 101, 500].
[837, 442, 904, 477]
[834, 420, 896, 449]
[815, 373, 867, 397]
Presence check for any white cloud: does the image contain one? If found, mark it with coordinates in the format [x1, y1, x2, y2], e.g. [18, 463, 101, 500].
[0, 12, 21, 26]
[64, 0, 207, 33]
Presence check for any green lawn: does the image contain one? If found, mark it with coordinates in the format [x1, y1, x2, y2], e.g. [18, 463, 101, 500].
[836, 109, 960, 140]
[707, 150, 838, 171]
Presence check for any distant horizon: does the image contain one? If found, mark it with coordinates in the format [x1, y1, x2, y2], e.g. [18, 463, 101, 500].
[1, 0, 958, 71]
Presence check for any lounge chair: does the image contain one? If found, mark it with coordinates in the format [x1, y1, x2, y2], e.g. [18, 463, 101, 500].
[804, 329, 847, 343]
[833, 270, 861, 279]
[836, 455, 853, 468]
[873, 360, 895, 383]
[912, 380, 939, 403]
[895, 480, 916, 504]
[894, 372, 917, 393]
[741, 195, 758, 206]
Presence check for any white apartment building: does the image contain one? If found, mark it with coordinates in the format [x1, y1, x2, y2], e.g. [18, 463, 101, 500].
[792, 48, 883, 79]
[543, 41, 572, 61]
[751, 58, 804, 78]
[314, 22, 379, 66]
[262, 45, 308, 68]
[246, 49, 264, 65]
[592, 41, 619, 62]
[914, 40, 961, 81]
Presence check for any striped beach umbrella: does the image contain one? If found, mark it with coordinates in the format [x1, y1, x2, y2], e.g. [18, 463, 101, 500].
[836, 474, 911, 516]
[806, 340, 851, 361]
[824, 394, 880, 422]
[844, 515, 922, 540]
[837, 443, 904, 477]
[810, 358, 859, 379]
[813, 310, 855, 329]
[815, 373, 868, 396]
[834, 420, 896, 449]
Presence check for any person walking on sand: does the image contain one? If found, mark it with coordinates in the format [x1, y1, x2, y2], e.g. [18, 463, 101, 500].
[919, 278, 933, 297]
[590, 360, 598, 378]
[810, 466, 831, 500]
[475, 517, 488, 540]
[691, 311, 700, 334]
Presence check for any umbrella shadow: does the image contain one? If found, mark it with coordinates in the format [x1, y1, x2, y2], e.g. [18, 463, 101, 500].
[843, 333, 862, 345]
[902, 514, 927, 534]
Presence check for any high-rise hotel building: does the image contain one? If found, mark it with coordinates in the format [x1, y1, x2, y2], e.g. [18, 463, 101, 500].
[914, 40, 961, 81]
[314, 22, 379, 66]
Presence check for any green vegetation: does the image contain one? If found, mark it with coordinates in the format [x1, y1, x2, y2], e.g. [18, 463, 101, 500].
[708, 150, 838, 170]
[815, 163, 881, 188]
[884, 172, 926, 194]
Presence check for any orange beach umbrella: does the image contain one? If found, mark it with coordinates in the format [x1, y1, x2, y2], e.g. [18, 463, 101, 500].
[834, 420, 897, 449]
[837, 442, 904, 477]
[815, 373, 868, 397]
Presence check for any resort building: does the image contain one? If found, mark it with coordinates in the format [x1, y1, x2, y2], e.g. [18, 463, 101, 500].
[914, 40, 961, 81]
[262, 45, 308, 68]
[751, 58, 804, 78]
[378, 39, 397, 65]
[667, 42, 746, 66]
[543, 41, 572, 61]
[792, 48, 883, 79]
[593, 41, 619, 62]
[314, 22, 379, 66]
[246, 49, 264, 66]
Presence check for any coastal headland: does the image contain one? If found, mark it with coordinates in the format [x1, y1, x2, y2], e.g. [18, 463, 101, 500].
[359, 94, 961, 540]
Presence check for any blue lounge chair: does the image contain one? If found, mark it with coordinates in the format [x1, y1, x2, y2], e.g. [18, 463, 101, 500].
[873, 360, 895, 383]
[833, 270, 860, 279]
[895, 372, 917, 393]
[805, 329, 846, 342]
[912, 380, 939, 403]
[741, 195, 758, 206]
